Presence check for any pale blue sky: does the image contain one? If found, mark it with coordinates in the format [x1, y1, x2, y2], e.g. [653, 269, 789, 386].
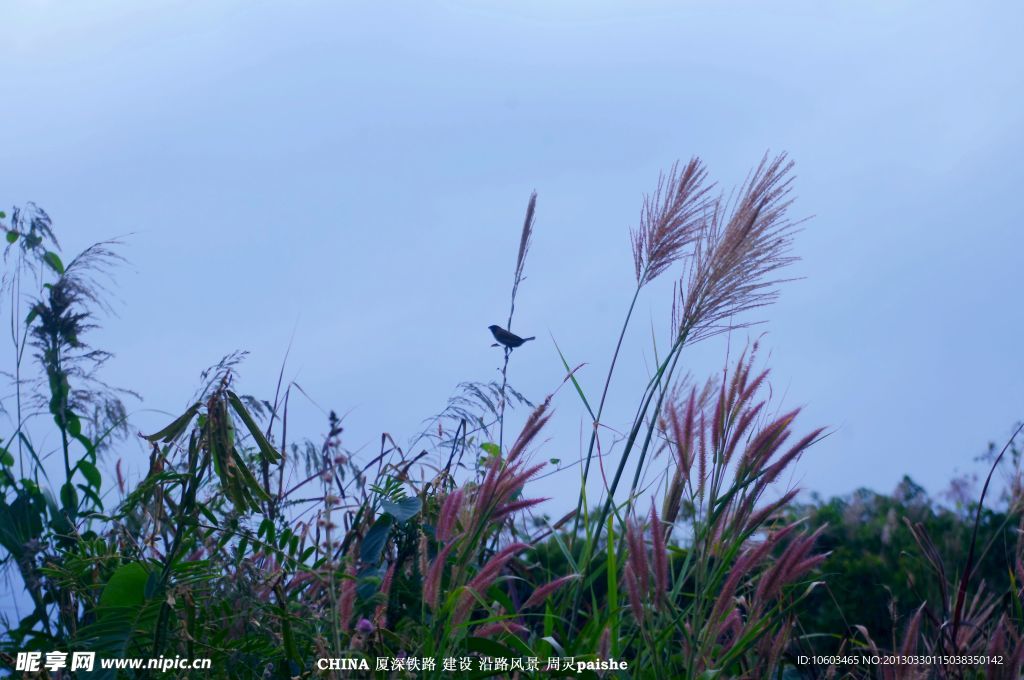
[2, 1, 1023, 508]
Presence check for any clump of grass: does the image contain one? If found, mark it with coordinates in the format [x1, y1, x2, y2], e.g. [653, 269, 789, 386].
[5, 156, 1018, 680]
[553, 348, 827, 676]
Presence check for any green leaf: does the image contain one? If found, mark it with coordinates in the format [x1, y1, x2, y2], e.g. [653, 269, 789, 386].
[77, 482, 103, 510]
[0, 490, 44, 556]
[99, 562, 149, 609]
[229, 447, 271, 509]
[278, 527, 292, 548]
[380, 496, 421, 523]
[265, 521, 277, 546]
[553, 337, 596, 420]
[0, 447, 13, 467]
[5, 230, 17, 243]
[227, 391, 281, 463]
[481, 442, 501, 457]
[236, 535, 249, 562]
[356, 563, 386, 600]
[257, 517, 274, 540]
[43, 251, 64, 275]
[360, 515, 392, 565]
[144, 402, 200, 443]
[78, 460, 102, 488]
[73, 432, 96, 459]
[60, 482, 78, 515]
[143, 571, 161, 599]
[66, 412, 83, 438]
[42, 488, 72, 534]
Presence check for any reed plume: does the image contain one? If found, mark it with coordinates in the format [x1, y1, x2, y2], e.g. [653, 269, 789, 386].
[631, 158, 714, 286]
[677, 152, 801, 342]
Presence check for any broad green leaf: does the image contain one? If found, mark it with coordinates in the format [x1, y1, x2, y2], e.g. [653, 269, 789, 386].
[360, 515, 392, 565]
[143, 571, 160, 599]
[5, 230, 17, 243]
[380, 496, 421, 523]
[356, 563, 386, 600]
[43, 250, 64, 275]
[78, 460, 101, 489]
[66, 412, 82, 438]
[99, 562, 149, 609]
[73, 432, 96, 458]
[60, 482, 78, 515]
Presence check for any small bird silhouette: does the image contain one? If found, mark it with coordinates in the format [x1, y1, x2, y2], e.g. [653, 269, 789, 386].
[488, 324, 535, 349]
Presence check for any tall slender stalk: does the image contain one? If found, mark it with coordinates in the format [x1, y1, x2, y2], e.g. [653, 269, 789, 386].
[496, 193, 536, 454]
[569, 283, 642, 541]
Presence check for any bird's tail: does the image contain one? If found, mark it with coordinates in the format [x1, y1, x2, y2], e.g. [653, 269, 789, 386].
[523, 336, 535, 342]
